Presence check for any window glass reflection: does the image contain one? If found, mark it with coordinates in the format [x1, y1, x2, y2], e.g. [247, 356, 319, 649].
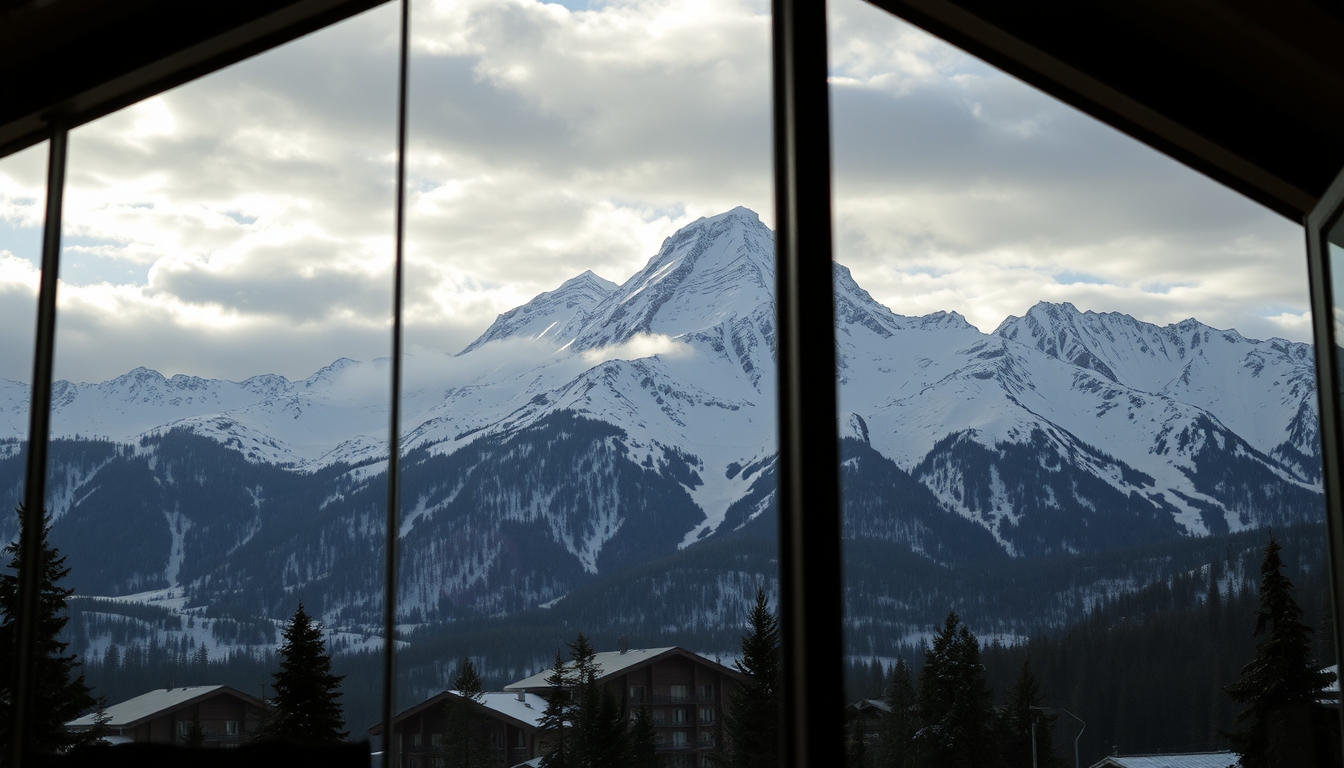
[828, 0, 1331, 764]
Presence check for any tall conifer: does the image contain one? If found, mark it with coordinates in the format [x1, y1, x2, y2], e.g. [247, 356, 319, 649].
[1224, 537, 1339, 767]
[540, 650, 575, 768]
[442, 657, 493, 768]
[916, 612, 994, 768]
[723, 588, 780, 768]
[0, 506, 95, 756]
[262, 603, 347, 745]
[878, 658, 918, 768]
[992, 659, 1056, 768]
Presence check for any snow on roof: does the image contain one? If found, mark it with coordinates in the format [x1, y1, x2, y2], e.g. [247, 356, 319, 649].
[472, 691, 547, 728]
[66, 686, 249, 728]
[1092, 752, 1239, 768]
[505, 647, 683, 690]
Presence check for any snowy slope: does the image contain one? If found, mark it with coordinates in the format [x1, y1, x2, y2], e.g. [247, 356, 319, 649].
[0, 207, 1324, 589]
[996, 303, 1319, 480]
[459, 270, 617, 354]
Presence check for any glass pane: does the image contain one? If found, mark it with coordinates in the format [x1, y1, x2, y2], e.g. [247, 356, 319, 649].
[0, 140, 46, 552]
[33, 4, 398, 747]
[829, 0, 1330, 765]
[391, 0, 774, 763]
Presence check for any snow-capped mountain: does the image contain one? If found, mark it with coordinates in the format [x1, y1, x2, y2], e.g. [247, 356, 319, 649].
[0, 206, 1323, 635]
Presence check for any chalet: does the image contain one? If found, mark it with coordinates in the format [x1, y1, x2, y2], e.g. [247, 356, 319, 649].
[1087, 752, 1239, 768]
[367, 690, 548, 768]
[844, 699, 891, 748]
[505, 646, 744, 768]
[64, 685, 267, 747]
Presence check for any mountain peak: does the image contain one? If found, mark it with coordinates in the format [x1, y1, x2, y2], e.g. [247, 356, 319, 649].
[563, 270, 618, 293]
[460, 268, 620, 355]
[570, 207, 775, 351]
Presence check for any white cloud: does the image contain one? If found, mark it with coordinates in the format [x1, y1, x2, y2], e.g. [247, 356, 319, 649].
[0, 0, 1316, 386]
[581, 332, 693, 365]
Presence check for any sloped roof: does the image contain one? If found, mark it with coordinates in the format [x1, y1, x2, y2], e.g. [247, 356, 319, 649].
[1090, 752, 1239, 768]
[367, 690, 548, 736]
[66, 685, 263, 729]
[847, 699, 892, 714]
[504, 647, 743, 691]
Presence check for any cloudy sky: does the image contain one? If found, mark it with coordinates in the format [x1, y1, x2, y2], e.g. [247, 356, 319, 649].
[0, 0, 1309, 384]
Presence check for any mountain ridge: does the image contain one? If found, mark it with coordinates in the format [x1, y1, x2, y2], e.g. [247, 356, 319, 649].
[0, 207, 1324, 642]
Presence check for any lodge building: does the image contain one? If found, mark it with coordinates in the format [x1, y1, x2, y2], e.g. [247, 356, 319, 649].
[372, 646, 742, 768]
[64, 685, 268, 747]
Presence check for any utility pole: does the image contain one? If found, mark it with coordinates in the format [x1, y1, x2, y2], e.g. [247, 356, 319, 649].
[1032, 705, 1086, 768]
[1031, 715, 1039, 768]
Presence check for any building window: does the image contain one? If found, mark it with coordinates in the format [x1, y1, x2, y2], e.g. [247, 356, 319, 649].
[674, 708, 688, 723]
[225, 720, 238, 735]
[669, 685, 688, 700]
[698, 708, 714, 724]
[630, 685, 646, 701]
[672, 731, 689, 748]
[697, 684, 712, 700]
[431, 733, 443, 747]
[700, 731, 716, 746]
[492, 731, 504, 749]
[412, 733, 422, 747]
[515, 730, 526, 748]
[653, 709, 668, 724]
[177, 721, 190, 737]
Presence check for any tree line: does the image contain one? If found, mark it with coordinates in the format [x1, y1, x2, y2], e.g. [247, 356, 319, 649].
[0, 506, 350, 762]
[846, 535, 1341, 768]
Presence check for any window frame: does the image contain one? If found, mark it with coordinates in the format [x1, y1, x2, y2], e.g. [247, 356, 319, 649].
[5, 2, 1342, 767]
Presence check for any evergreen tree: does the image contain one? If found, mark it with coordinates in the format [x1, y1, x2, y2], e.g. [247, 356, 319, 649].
[915, 612, 994, 768]
[183, 715, 205, 748]
[262, 603, 348, 745]
[442, 657, 494, 768]
[723, 588, 781, 768]
[566, 632, 626, 768]
[992, 660, 1056, 768]
[540, 651, 576, 768]
[1224, 537, 1339, 768]
[0, 506, 96, 757]
[626, 704, 659, 768]
[877, 658, 918, 768]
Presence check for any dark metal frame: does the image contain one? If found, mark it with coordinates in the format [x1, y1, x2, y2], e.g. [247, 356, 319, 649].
[1304, 162, 1344, 759]
[771, 0, 845, 765]
[380, 0, 411, 766]
[9, 119, 68, 768]
[14, 1, 1340, 767]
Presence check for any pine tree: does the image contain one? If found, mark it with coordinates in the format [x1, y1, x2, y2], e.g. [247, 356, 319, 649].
[566, 632, 626, 768]
[877, 658, 917, 768]
[1224, 537, 1339, 768]
[86, 696, 112, 748]
[262, 603, 348, 745]
[0, 506, 96, 757]
[626, 704, 659, 768]
[915, 612, 994, 768]
[723, 588, 780, 768]
[183, 715, 205, 748]
[540, 651, 576, 768]
[992, 660, 1056, 768]
[441, 657, 494, 768]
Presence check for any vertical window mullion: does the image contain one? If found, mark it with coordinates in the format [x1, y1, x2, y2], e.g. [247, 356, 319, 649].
[10, 118, 69, 768]
[381, 0, 412, 764]
[1304, 163, 1344, 762]
[770, 1, 844, 766]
